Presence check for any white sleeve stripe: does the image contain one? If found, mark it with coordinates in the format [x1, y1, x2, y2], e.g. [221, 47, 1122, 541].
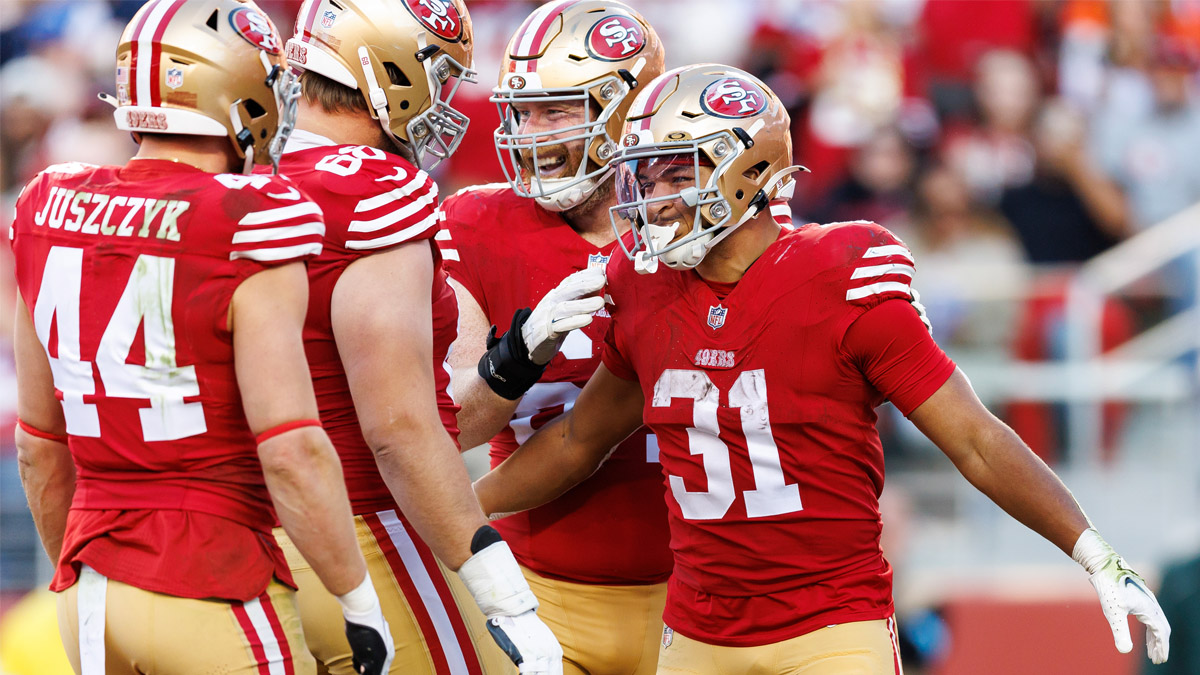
[348, 190, 438, 233]
[863, 245, 913, 262]
[434, 229, 452, 241]
[850, 263, 914, 280]
[231, 222, 325, 244]
[230, 242, 322, 262]
[846, 281, 910, 301]
[346, 212, 438, 250]
[354, 172, 433, 212]
[238, 202, 323, 226]
[441, 249, 460, 261]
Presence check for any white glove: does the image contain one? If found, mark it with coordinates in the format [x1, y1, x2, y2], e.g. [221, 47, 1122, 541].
[1073, 528, 1171, 664]
[337, 575, 396, 675]
[521, 267, 605, 365]
[459, 536, 563, 674]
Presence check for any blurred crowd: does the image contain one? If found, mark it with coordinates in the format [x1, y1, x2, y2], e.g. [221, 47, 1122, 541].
[1, 2, 1198, 671]
[3, 0, 1199, 346]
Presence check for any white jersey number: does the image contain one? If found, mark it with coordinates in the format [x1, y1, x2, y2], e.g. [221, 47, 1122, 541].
[33, 246, 207, 440]
[651, 368, 802, 520]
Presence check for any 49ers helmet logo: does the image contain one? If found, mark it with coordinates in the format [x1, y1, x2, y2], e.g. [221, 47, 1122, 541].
[586, 15, 645, 61]
[404, 0, 463, 42]
[229, 7, 282, 54]
[700, 77, 768, 119]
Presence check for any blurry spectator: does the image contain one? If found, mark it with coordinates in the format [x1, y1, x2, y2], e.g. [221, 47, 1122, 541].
[1092, 36, 1200, 230]
[941, 49, 1040, 205]
[918, 0, 1038, 119]
[999, 99, 1130, 263]
[902, 164, 1026, 348]
[807, 126, 918, 229]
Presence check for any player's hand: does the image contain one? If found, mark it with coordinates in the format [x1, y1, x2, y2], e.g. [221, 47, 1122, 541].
[1073, 528, 1170, 664]
[459, 526, 563, 674]
[337, 576, 396, 675]
[486, 611, 563, 674]
[521, 267, 605, 364]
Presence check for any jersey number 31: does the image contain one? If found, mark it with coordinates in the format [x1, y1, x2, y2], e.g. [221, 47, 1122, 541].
[653, 368, 803, 521]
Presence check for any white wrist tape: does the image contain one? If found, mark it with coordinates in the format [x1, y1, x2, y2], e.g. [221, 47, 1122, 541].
[336, 573, 381, 621]
[1072, 527, 1117, 575]
[457, 541, 538, 617]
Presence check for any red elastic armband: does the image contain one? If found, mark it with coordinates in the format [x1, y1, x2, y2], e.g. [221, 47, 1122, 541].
[255, 419, 323, 445]
[17, 418, 69, 443]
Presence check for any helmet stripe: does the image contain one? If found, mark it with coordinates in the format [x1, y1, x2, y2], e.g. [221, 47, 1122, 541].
[297, 0, 322, 43]
[633, 65, 688, 130]
[131, 0, 181, 107]
[127, 0, 155, 105]
[148, 0, 188, 107]
[511, 0, 577, 72]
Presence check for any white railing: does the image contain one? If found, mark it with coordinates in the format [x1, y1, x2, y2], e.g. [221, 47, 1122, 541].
[1063, 202, 1200, 465]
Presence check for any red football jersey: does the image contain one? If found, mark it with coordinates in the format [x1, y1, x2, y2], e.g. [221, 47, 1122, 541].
[438, 185, 673, 585]
[10, 159, 324, 601]
[601, 221, 957, 646]
[274, 133, 459, 516]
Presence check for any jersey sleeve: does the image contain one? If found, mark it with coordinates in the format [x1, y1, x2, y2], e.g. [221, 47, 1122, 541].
[322, 157, 440, 252]
[841, 222, 916, 310]
[435, 190, 489, 314]
[227, 175, 325, 264]
[842, 299, 956, 416]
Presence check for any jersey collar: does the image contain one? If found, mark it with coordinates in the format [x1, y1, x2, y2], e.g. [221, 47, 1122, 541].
[283, 128, 336, 153]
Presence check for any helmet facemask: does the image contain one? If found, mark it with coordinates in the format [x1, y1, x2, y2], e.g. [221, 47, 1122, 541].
[406, 49, 477, 167]
[493, 74, 630, 212]
[611, 133, 744, 272]
[265, 57, 303, 172]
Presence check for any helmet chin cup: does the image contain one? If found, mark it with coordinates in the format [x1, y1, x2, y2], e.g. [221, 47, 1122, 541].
[661, 232, 713, 270]
[533, 175, 596, 212]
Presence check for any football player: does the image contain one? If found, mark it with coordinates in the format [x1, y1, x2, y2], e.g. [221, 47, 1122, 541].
[273, 1, 560, 674]
[473, 64, 1172, 673]
[12, 1, 392, 673]
[436, 2, 673, 672]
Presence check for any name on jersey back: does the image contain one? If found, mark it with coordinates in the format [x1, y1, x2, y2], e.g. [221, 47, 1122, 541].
[31, 186, 190, 241]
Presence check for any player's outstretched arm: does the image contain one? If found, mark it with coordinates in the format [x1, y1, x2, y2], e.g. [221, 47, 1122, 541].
[14, 296, 75, 565]
[334, 243, 563, 674]
[909, 370, 1170, 663]
[449, 268, 606, 451]
[233, 263, 394, 675]
[474, 363, 644, 519]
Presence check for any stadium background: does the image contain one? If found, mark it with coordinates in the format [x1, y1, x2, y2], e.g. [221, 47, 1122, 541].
[0, 0, 1197, 673]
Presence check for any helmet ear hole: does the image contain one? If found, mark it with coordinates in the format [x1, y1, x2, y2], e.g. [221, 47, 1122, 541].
[384, 62, 410, 87]
[244, 99, 268, 119]
[205, 9, 218, 31]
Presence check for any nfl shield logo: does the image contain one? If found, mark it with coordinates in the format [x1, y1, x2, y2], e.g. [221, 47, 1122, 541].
[587, 253, 609, 270]
[165, 67, 183, 89]
[707, 304, 727, 330]
[661, 626, 673, 648]
[321, 10, 337, 27]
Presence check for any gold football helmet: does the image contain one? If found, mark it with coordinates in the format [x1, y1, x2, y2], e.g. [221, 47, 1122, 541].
[493, 0, 665, 211]
[286, 0, 475, 167]
[108, 0, 300, 172]
[610, 64, 805, 271]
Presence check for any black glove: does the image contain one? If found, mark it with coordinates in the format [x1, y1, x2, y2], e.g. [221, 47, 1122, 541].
[477, 308, 548, 401]
[345, 620, 392, 675]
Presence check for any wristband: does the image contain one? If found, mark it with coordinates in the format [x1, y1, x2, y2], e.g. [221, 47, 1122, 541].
[255, 419, 322, 445]
[1072, 527, 1116, 575]
[17, 418, 69, 443]
[476, 308, 547, 401]
[336, 573, 380, 618]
